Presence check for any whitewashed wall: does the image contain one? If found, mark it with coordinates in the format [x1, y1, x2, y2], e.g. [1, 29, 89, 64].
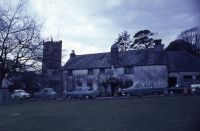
[63, 65, 168, 92]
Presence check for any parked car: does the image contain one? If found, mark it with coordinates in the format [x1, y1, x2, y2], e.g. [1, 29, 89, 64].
[64, 87, 97, 99]
[34, 88, 57, 100]
[168, 84, 188, 94]
[96, 89, 103, 97]
[11, 89, 30, 99]
[168, 87, 183, 94]
[190, 84, 200, 95]
[122, 83, 165, 97]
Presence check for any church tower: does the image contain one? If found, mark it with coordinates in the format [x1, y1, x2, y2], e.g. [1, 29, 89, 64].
[42, 39, 62, 72]
[42, 39, 62, 96]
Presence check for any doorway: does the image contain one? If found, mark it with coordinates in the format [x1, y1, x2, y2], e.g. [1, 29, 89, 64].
[168, 77, 177, 87]
[107, 78, 118, 96]
[111, 83, 117, 96]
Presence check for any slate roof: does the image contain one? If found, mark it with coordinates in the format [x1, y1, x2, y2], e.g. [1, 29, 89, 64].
[63, 49, 167, 70]
[166, 51, 200, 72]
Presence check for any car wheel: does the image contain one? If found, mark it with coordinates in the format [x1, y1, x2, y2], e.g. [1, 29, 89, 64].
[34, 97, 37, 101]
[153, 92, 159, 95]
[67, 95, 71, 100]
[126, 93, 131, 97]
[196, 88, 200, 95]
[53, 97, 57, 100]
[93, 95, 96, 99]
[34, 96, 40, 100]
[11, 95, 15, 99]
[42, 96, 45, 100]
[136, 93, 143, 97]
[85, 95, 89, 99]
[19, 96, 23, 100]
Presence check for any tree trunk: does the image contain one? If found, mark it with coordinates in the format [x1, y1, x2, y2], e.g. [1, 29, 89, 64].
[0, 73, 10, 104]
[0, 71, 5, 88]
[0, 76, 3, 88]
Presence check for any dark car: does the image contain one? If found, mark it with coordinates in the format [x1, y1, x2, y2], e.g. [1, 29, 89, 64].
[64, 87, 97, 99]
[34, 88, 57, 100]
[122, 83, 165, 97]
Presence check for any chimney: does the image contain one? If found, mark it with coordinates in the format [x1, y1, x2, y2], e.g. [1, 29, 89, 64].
[154, 39, 164, 50]
[70, 50, 76, 58]
[154, 39, 162, 45]
[111, 43, 119, 66]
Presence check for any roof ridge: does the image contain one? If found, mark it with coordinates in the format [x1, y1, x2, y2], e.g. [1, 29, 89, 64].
[75, 48, 162, 57]
[75, 52, 110, 57]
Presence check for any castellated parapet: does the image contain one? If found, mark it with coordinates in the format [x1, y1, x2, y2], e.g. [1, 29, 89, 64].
[42, 40, 62, 72]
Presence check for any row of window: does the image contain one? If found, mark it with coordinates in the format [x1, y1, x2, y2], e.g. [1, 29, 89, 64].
[77, 82, 92, 88]
[183, 75, 200, 81]
[76, 81, 133, 89]
[67, 67, 134, 76]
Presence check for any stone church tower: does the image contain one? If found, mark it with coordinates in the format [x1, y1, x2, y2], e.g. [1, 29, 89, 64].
[42, 39, 62, 96]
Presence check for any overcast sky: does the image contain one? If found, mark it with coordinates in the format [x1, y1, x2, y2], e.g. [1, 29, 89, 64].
[26, 0, 200, 62]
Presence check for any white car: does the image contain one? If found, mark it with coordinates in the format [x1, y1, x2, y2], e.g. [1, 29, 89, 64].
[11, 89, 30, 99]
[190, 84, 200, 95]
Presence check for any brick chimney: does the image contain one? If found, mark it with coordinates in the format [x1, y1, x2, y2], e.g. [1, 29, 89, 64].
[154, 39, 164, 50]
[111, 43, 119, 66]
[70, 50, 76, 58]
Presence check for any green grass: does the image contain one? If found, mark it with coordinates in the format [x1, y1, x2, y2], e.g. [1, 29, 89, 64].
[0, 96, 200, 131]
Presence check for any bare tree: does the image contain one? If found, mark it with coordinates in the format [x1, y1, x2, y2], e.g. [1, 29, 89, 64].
[0, 0, 42, 88]
[115, 31, 132, 51]
[178, 26, 200, 50]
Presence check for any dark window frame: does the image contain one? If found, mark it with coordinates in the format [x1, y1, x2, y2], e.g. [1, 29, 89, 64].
[99, 68, 105, 75]
[67, 70, 73, 76]
[88, 69, 93, 75]
[183, 75, 193, 81]
[196, 75, 200, 80]
[124, 66, 134, 74]
[125, 80, 133, 88]
[77, 81, 82, 87]
[87, 82, 93, 89]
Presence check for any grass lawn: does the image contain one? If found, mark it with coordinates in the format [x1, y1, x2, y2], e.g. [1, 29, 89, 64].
[0, 95, 200, 131]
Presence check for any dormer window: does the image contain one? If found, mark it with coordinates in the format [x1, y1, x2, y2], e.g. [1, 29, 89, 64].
[88, 69, 93, 75]
[124, 66, 133, 74]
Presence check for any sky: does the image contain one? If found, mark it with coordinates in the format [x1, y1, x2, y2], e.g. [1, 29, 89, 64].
[16, 0, 200, 62]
